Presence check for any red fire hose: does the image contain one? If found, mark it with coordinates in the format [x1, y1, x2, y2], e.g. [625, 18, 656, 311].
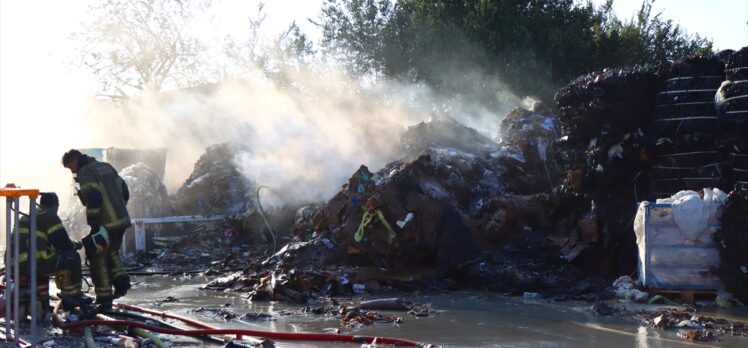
[116, 303, 217, 329]
[52, 302, 422, 346]
[54, 318, 419, 345]
[0, 327, 31, 348]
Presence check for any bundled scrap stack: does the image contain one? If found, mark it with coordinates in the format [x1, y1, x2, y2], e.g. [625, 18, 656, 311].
[554, 68, 655, 195]
[718, 48, 748, 190]
[651, 57, 727, 196]
[174, 143, 253, 215]
[120, 163, 175, 218]
[714, 189, 748, 303]
[553, 67, 656, 273]
[119, 163, 178, 249]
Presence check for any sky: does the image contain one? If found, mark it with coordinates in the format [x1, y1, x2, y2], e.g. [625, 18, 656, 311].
[0, 0, 747, 197]
[591, 0, 746, 51]
[0, 0, 323, 195]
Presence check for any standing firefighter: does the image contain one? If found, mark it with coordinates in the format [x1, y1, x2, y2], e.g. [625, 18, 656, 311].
[5, 192, 85, 317]
[62, 149, 131, 310]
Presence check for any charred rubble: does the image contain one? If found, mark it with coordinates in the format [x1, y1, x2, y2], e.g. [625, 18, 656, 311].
[174, 143, 254, 216]
[204, 108, 598, 300]
[139, 50, 748, 315]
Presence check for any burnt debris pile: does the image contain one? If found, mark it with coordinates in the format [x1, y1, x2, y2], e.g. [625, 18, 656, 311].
[174, 143, 253, 216]
[497, 105, 560, 194]
[204, 113, 591, 299]
[143, 49, 748, 308]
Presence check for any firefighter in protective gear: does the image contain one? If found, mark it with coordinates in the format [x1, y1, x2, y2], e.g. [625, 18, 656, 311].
[62, 149, 131, 309]
[5, 192, 85, 316]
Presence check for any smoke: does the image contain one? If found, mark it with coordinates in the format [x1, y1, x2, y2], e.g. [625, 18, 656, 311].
[1, 2, 524, 225]
[71, 55, 523, 209]
[0, 60, 522, 217]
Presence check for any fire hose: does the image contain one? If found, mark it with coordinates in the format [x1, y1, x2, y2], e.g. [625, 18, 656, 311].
[52, 302, 422, 346]
[104, 309, 260, 348]
[256, 185, 277, 253]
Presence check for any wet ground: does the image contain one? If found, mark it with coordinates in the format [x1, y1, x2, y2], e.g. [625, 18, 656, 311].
[115, 276, 748, 347]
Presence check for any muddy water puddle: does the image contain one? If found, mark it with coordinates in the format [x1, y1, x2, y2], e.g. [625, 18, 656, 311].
[117, 276, 748, 347]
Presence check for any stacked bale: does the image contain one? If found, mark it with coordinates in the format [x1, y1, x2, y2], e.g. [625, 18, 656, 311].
[650, 57, 727, 196]
[554, 68, 655, 194]
[714, 189, 748, 303]
[120, 163, 175, 218]
[718, 47, 748, 190]
[553, 67, 656, 273]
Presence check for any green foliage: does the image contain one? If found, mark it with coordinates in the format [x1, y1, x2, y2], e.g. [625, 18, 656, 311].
[318, 0, 714, 102]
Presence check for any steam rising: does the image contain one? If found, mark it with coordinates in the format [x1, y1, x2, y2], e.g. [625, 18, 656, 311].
[1, 1, 522, 219]
[81, 66, 518, 206]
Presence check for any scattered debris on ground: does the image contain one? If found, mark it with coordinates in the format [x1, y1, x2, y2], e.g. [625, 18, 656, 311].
[275, 297, 435, 329]
[637, 307, 748, 342]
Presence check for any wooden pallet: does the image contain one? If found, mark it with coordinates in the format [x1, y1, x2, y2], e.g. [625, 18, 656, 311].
[648, 289, 718, 303]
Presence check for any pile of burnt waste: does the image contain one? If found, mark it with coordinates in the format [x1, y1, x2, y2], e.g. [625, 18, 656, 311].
[200, 50, 748, 308]
[204, 113, 600, 301]
[174, 143, 253, 216]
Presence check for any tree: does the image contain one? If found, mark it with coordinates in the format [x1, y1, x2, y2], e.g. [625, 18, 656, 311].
[318, 0, 713, 102]
[224, 3, 315, 88]
[317, 0, 396, 77]
[73, 0, 211, 99]
[224, 2, 268, 77]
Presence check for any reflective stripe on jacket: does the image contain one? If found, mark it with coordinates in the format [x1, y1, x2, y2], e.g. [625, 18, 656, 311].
[77, 161, 131, 231]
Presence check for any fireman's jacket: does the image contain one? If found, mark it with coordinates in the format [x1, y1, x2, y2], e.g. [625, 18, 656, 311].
[75, 155, 131, 232]
[9, 209, 76, 264]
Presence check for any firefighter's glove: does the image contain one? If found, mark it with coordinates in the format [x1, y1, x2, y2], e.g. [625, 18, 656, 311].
[82, 226, 110, 259]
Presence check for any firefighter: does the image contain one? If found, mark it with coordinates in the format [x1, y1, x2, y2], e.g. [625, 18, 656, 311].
[62, 149, 131, 310]
[6, 192, 86, 317]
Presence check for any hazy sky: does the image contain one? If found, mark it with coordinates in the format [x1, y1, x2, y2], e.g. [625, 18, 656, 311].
[1, 0, 747, 192]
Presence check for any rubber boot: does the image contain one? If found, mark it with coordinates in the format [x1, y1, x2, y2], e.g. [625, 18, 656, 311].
[88, 254, 114, 310]
[36, 278, 51, 318]
[55, 252, 85, 310]
[110, 249, 130, 299]
[109, 231, 130, 299]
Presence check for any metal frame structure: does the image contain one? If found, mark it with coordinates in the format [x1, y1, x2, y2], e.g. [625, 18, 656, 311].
[125, 215, 226, 255]
[640, 202, 721, 291]
[1, 187, 39, 347]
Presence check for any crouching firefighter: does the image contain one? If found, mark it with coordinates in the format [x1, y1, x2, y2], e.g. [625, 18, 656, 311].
[62, 149, 131, 310]
[5, 192, 86, 318]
